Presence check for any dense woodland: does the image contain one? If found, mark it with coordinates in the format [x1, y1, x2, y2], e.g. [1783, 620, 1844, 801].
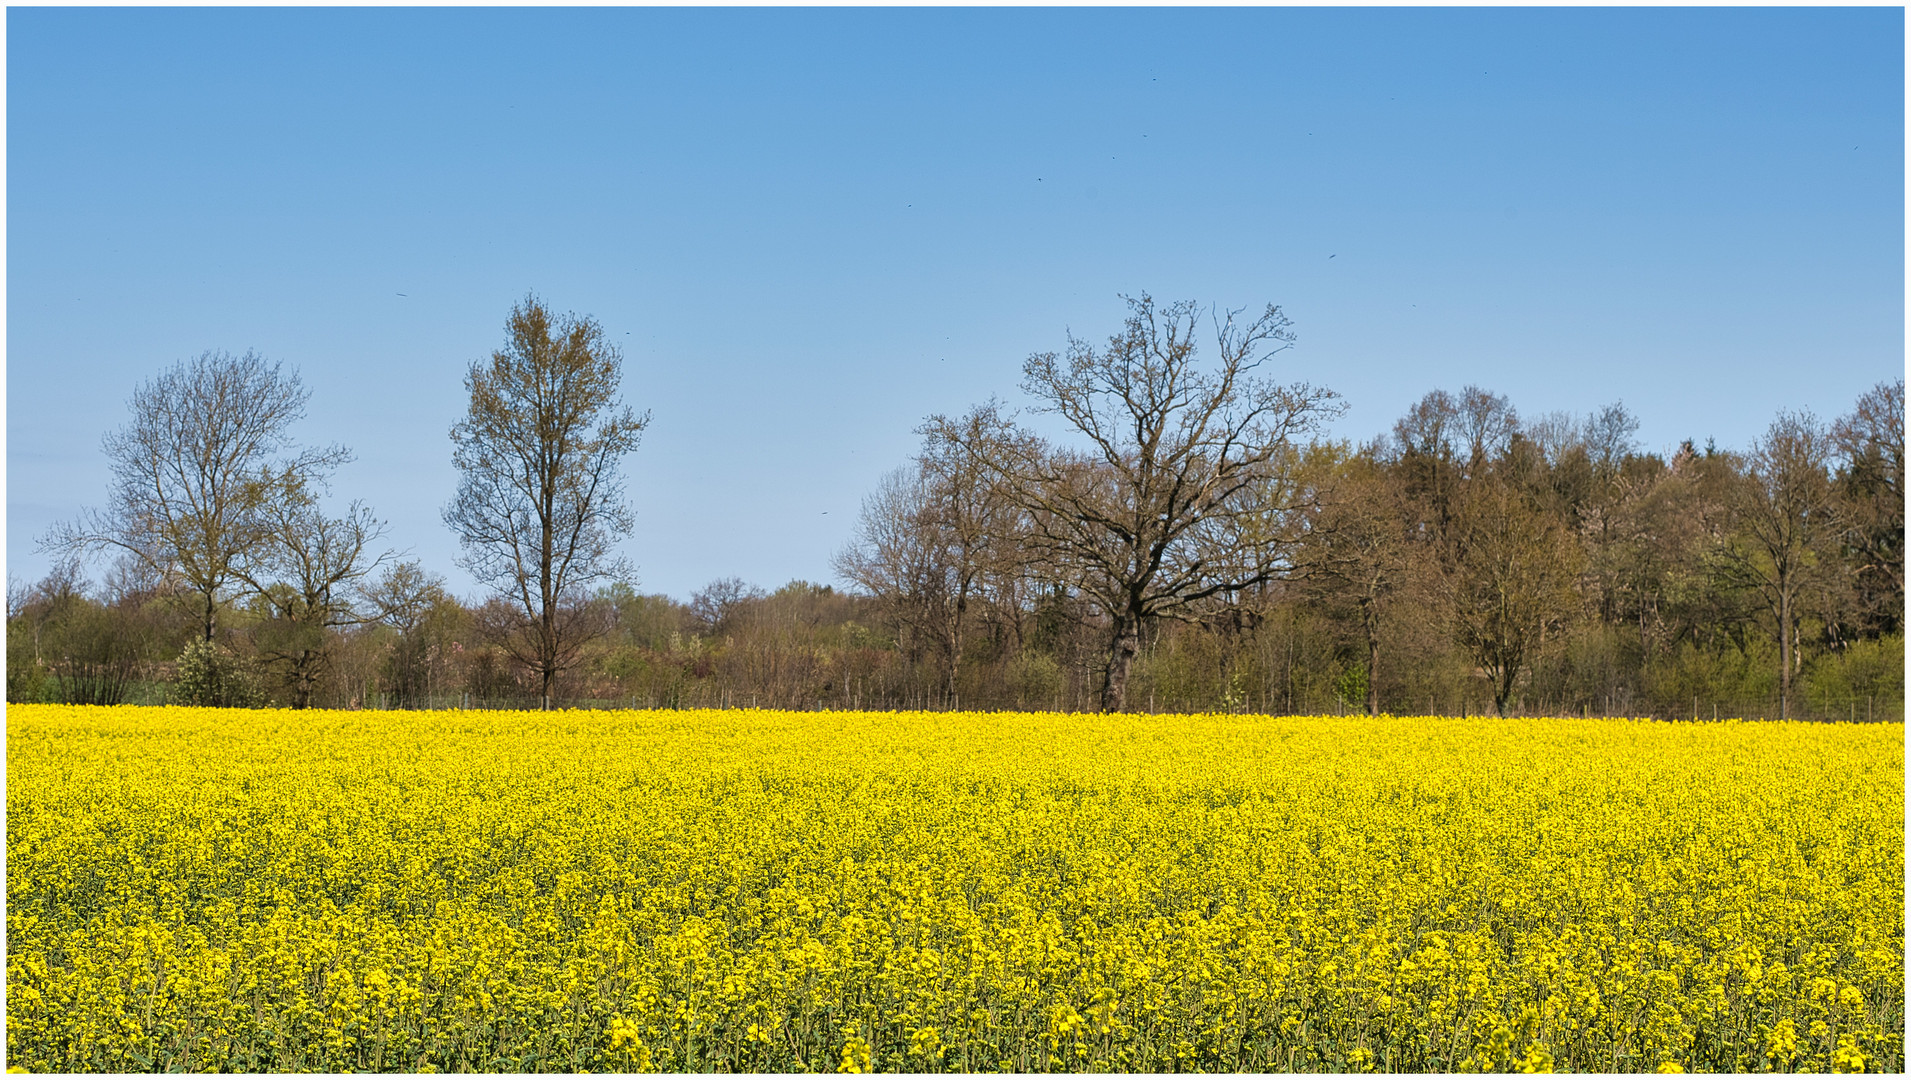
[12, 373, 1901, 721]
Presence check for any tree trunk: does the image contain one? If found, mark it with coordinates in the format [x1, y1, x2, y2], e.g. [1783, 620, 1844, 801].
[1778, 585, 1793, 719]
[946, 591, 967, 705]
[291, 655, 313, 709]
[1491, 649, 1518, 717]
[1100, 612, 1142, 712]
[540, 593, 557, 710]
[1365, 616, 1381, 716]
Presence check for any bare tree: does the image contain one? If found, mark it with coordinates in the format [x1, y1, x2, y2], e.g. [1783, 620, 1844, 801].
[364, 559, 453, 637]
[1443, 475, 1583, 716]
[8, 560, 84, 700]
[1525, 401, 1638, 475]
[1296, 444, 1414, 714]
[1715, 410, 1837, 718]
[1525, 410, 1582, 468]
[930, 293, 1340, 712]
[40, 350, 346, 643]
[1455, 385, 1520, 473]
[443, 295, 649, 709]
[838, 403, 1029, 703]
[1391, 389, 1467, 550]
[1394, 389, 1459, 461]
[1832, 379, 1905, 636]
[835, 468, 951, 672]
[690, 577, 766, 637]
[362, 559, 461, 708]
[916, 403, 1031, 698]
[1583, 401, 1642, 477]
[234, 467, 395, 708]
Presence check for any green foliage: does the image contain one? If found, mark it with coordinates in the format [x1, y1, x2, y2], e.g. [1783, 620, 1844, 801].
[7, 654, 49, 704]
[1644, 639, 1779, 719]
[1005, 651, 1063, 709]
[1804, 635, 1905, 719]
[1333, 662, 1370, 713]
[47, 601, 142, 706]
[837, 620, 892, 652]
[599, 585, 683, 653]
[171, 639, 267, 708]
[7, 584, 150, 706]
[1131, 632, 1222, 711]
[1529, 624, 1646, 716]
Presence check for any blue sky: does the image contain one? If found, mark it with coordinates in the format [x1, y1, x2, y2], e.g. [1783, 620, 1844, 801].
[8, 7, 1904, 604]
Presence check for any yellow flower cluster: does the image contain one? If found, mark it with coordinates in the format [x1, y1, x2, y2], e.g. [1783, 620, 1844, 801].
[7, 705, 1902, 1072]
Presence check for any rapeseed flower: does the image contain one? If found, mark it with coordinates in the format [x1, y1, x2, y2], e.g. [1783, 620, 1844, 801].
[6, 705, 1901, 1072]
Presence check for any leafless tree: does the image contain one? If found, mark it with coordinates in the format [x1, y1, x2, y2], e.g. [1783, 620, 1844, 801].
[690, 577, 766, 637]
[1296, 444, 1415, 714]
[1455, 385, 1520, 473]
[363, 559, 454, 637]
[9, 559, 86, 684]
[1715, 410, 1838, 718]
[1394, 389, 1459, 461]
[1391, 389, 1468, 549]
[1525, 401, 1638, 475]
[362, 559, 461, 708]
[837, 403, 1030, 703]
[40, 350, 346, 643]
[1835, 379, 1907, 502]
[835, 468, 950, 669]
[443, 295, 648, 709]
[1443, 474, 1583, 716]
[234, 467, 395, 708]
[1525, 410, 1581, 468]
[1832, 379, 1905, 635]
[1583, 402, 1642, 477]
[929, 293, 1340, 712]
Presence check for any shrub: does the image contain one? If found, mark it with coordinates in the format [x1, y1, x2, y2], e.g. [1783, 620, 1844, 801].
[1804, 634, 1905, 720]
[171, 639, 267, 708]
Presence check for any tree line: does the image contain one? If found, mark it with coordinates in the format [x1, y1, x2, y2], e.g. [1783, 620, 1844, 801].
[11, 293, 1902, 719]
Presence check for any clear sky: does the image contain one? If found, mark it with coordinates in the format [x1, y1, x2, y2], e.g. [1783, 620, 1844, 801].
[7, 7, 1904, 604]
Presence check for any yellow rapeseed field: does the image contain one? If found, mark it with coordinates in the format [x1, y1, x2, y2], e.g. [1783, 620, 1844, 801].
[6, 705, 1902, 1073]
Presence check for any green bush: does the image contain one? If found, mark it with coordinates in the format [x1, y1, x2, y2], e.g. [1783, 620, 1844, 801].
[1644, 638, 1778, 717]
[1804, 634, 1905, 720]
[7, 654, 48, 704]
[1006, 651, 1064, 710]
[1333, 662, 1370, 713]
